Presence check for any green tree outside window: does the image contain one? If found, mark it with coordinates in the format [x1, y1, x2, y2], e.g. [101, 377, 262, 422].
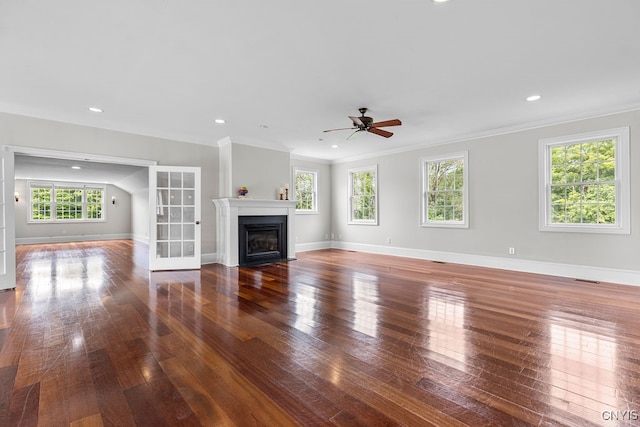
[549, 139, 616, 225]
[349, 166, 377, 223]
[425, 158, 464, 222]
[295, 170, 317, 211]
[29, 182, 105, 222]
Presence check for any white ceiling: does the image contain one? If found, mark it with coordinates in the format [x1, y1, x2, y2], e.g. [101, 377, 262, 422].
[1, 1, 639, 162]
[14, 155, 148, 193]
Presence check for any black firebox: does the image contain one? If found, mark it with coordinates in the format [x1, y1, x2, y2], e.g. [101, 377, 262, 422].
[238, 215, 287, 266]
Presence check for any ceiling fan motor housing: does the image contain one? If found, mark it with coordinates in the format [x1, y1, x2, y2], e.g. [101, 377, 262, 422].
[359, 116, 373, 128]
[358, 108, 373, 128]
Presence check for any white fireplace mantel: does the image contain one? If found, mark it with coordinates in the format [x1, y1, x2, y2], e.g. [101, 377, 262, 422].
[212, 198, 297, 266]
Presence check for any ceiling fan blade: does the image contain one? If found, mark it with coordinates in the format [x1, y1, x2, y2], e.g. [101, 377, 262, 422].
[346, 129, 361, 140]
[349, 115, 364, 127]
[368, 127, 393, 138]
[323, 127, 356, 133]
[370, 119, 402, 128]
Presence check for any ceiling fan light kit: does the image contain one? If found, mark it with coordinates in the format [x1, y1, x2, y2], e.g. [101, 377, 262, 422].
[324, 107, 402, 140]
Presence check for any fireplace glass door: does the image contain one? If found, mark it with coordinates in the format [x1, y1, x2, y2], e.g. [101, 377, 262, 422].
[238, 215, 287, 266]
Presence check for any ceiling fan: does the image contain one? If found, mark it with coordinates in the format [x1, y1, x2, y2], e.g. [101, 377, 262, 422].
[323, 107, 402, 139]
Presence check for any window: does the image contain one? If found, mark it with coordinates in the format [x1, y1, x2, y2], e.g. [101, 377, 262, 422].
[421, 152, 468, 228]
[538, 127, 630, 234]
[29, 181, 106, 222]
[294, 168, 318, 213]
[348, 165, 378, 225]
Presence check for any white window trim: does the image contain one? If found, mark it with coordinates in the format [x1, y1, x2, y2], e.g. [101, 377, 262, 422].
[538, 127, 630, 234]
[293, 167, 318, 214]
[28, 180, 107, 224]
[348, 164, 379, 225]
[420, 151, 469, 228]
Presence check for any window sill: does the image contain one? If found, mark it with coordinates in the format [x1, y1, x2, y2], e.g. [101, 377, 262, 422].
[421, 221, 468, 229]
[295, 210, 319, 215]
[28, 219, 107, 224]
[540, 223, 629, 235]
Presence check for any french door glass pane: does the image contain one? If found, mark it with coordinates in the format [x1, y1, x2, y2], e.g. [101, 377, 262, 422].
[157, 242, 168, 258]
[183, 190, 195, 205]
[170, 189, 181, 205]
[183, 172, 195, 188]
[170, 242, 182, 257]
[183, 242, 194, 257]
[157, 224, 168, 240]
[157, 172, 169, 187]
[156, 170, 197, 259]
[170, 224, 182, 240]
[170, 207, 182, 223]
[170, 172, 182, 188]
[183, 224, 195, 240]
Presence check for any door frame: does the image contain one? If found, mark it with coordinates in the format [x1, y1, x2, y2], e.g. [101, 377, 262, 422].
[0, 147, 16, 290]
[4, 145, 158, 285]
[6, 146, 157, 168]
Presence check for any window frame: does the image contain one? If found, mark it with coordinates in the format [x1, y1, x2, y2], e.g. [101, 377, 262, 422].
[420, 151, 469, 228]
[28, 180, 107, 223]
[348, 164, 379, 225]
[293, 167, 318, 214]
[538, 127, 630, 234]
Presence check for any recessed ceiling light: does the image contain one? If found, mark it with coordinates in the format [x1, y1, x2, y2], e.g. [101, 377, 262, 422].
[526, 94, 542, 102]
[214, 119, 226, 124]
[331, 145, 339, 148]
[88, 107, 103, 113]
[71, 166, 82, 170]
[433, 0, 450, 3]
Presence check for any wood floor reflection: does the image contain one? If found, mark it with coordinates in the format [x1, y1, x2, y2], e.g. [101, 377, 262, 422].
[1, 240, 639, 426]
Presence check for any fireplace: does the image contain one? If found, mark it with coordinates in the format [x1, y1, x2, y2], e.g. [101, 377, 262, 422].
[212, 198, 297, 267]
[238, 215, 287, 266]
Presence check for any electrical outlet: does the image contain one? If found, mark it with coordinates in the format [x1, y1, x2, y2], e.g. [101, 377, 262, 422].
[386, 237, 391, 244]
[325, 233, 329, 240]
[331, 233, 335, 240]
[508, 247, 516, 255]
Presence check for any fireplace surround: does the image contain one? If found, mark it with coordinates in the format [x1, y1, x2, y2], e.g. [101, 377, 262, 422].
[212, 198, 296, 267]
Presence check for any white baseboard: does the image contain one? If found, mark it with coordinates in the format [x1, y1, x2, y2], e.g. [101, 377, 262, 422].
[201, 252, 218, 265]
[329, 241, 640, 287]
[296, 241, 332, 253]
[16, 233, 133, 245]
[132, 234, 149, 245]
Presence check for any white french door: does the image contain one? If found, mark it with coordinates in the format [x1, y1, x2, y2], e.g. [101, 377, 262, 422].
[149, 166, 201, 271]
[0, 149, 16, 290]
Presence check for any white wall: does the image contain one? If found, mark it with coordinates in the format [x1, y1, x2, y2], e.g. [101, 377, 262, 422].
[230, 142, 290, 200]
[331, 110, 640, 284]
[120, 168, 149, 243]
[131, 189, 149, 243]
[0, 113, 219, 254]
[290, 157, 332, 250]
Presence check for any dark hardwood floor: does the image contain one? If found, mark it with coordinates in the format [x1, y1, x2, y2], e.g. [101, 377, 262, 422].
[0, 240, 639, 426]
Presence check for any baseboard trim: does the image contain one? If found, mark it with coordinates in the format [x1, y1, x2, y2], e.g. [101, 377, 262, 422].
[201, 252, 218, 265]
[131, 234, 149, 245]
[329, 241, 640, 287]
[296, 241, 332, 252]
[16, 233, 133, 245]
